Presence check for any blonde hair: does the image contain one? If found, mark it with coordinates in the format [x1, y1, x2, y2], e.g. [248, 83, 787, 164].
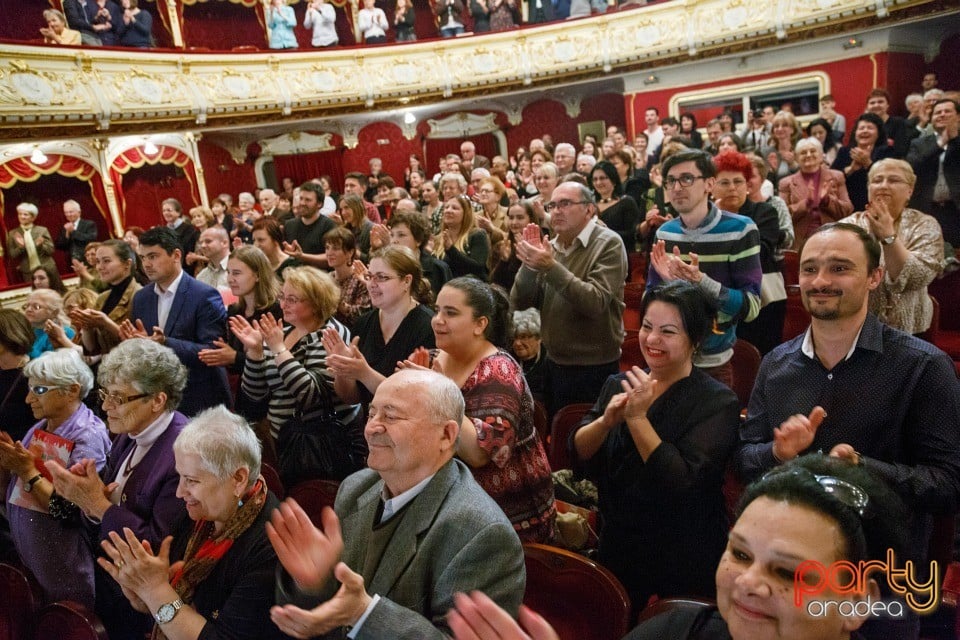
[282, 266, 340, 322]
[229, 245, 281, 313]
[869, 158, 916, 189]
[434, 195, 479, 258]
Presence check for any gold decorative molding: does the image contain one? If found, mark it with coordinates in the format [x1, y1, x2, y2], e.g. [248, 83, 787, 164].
[0, 0, 950, 141]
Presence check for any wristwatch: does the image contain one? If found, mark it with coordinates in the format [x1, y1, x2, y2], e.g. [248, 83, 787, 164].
[23, 473, 43, 493]
[880, 235, 897, 246]
[154, 598, 183, 624]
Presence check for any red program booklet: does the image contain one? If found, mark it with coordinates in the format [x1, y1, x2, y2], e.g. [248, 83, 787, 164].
[8, 429, 75, 514]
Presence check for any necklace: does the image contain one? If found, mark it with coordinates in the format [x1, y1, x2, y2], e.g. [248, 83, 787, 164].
[600, 196, 617, 204]
[123, 443, 140, 477]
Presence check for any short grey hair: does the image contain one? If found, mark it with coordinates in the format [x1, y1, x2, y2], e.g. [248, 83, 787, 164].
[576, 154, 597, 170]
[440, 172, 468, 191]
[25, 348, 95, 398]
[512, 308, 542, 337]
[905, 93, 923, 108]
[238, 192, 255, 205]
[470, 168, 491, 180]
[559, 181, 596, 206]
[28, 289, 69, 327]
[17, 202, 38, 217]
[554, 143, 576, 157]
[924, 88, 944, 101]
[795, 137, 823, 154]
[98, 339, 187, 411]
[174, 406, 261, 486]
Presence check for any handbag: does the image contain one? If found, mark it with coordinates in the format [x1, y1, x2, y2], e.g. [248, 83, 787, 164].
[276, 404, 366, 487]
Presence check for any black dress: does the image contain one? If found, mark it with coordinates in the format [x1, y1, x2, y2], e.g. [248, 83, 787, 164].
[353, 304, 436, 402]
[571, 369, 739, 606]
[599, 197, 641, 253]
[0, 367, 31, 442]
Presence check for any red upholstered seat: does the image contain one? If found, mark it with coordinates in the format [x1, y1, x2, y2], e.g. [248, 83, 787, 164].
[619, 330, 646, 372]
[286, 479, 341, 527]
[637, 596, 716, 624]
[928, 271, 960, 360]
[0, 562, 40, 640]
[533, 400, 550, 444]
[261, 462, 285, 500]
[34, 601, 108, 640]
[782, 285, 808, 342]
[522, 543, 631, 640]
[547, 403, 592, 471]
[623, 282, 645, 331]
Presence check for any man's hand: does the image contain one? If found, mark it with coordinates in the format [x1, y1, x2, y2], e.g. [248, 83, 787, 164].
[772, 406, 827, 462]
[118, 319, 150, 341]
[266, 499, 342, 594]
[515, 235, 555, 272]
[448, 591, 559, 640]
[270, 562, 372, 639]
[650, 241, 702, 283]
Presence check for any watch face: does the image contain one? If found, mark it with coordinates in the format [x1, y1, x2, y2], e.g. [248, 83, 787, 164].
[156, 603, 176, 624]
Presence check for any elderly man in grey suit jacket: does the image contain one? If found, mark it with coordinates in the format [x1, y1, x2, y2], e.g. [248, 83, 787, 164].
[269, 369, 526, 639]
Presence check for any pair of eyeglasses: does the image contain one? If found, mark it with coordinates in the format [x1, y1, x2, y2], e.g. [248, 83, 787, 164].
[367, 273, 398, 284]
[280, 296, 304, 305]
[98, 389, 152, 406]
[21, 303, 46, 312]
[544, 200, 588, 213]
[664, 174, 705, 189]
[29, 385, 61, 396]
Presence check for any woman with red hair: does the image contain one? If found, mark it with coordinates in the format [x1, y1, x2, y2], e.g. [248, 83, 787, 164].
[712, 151, 785, 354]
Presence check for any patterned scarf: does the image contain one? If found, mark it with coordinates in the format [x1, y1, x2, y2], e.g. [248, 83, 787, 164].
[150, 478, 267, 640]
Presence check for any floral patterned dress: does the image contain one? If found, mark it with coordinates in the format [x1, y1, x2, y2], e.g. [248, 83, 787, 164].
[460, 349, 556, 542]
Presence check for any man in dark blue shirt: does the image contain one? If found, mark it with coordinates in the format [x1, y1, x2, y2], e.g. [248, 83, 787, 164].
[736, 222, 960, 640]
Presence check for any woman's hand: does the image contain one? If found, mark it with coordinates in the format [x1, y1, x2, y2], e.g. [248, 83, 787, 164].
[620, 366, 656, 420]
[98, 528, 173, 599]
[442, 229, 455, 250]
[198, 338, 238, 368]
[864, 200, 897, 239]
[228, 315, 264, 356]
[369, 224, 390, 250]
[257, 313, 287, 354]
[44, 319, 73, 348]
[600, 391, 628, 429]
[46, 458, 115, 520]
[0, 432, 36, 477]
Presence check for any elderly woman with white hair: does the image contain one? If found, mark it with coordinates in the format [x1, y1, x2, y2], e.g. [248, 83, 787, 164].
[6, 202, 56, 284]
[22, 288, 75, 359]
[0, 348, 110, 610]
[511, 308, 549, 405]
[99, 405, 286, 640]
[47, 338, 189, 640]
[778, 137, 853, 251]
[841, 158, 944, 334]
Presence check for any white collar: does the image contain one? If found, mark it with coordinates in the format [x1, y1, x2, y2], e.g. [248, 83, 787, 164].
[552, 216, 597, 253]
[800, 323, 865, 363]
[380, 472, 435, 522]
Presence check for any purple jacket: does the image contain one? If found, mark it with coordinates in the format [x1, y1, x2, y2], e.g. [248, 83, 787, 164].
[7, 403, 110, 609]
[98, 411, 189, 546]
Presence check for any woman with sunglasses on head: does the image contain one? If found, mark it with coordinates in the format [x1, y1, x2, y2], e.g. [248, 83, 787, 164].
[450, 453, 910, 640]
[46, 339, 189, 640]
[0, 349, 110, 612]
[435, 194, 491, 281]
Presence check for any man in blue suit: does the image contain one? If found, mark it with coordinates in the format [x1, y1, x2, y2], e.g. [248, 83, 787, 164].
[119, 226, 231, 416]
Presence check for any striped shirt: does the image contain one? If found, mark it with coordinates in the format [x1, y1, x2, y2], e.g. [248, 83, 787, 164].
[647, 203, 762, 366]
[241, 318, 358, 440]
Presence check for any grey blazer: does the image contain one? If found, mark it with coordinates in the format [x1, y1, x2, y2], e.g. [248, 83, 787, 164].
[279, 458, 526, 639]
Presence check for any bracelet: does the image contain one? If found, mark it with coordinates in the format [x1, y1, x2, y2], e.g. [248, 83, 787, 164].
[273, 348, 289, 358]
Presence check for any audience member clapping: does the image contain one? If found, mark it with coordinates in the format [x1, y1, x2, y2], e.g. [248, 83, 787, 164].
[233, 266, 363, 483]
[97, 406, 286, 640]
[572, 281, 739, 611]
[46, 339, 188, 639]
[840, 159, 943, 334]
[1, 349, 110, 610]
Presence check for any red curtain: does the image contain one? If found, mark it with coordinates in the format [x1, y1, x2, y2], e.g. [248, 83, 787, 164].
[0, 156, 111, 287]
[272, 150, 345, 192]
[109, 145, 200, 229]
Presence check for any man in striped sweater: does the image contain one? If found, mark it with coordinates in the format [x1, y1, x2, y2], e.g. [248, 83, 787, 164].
[646, 150, 762, 386]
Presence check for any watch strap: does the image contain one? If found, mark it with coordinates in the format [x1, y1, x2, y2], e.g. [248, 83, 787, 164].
[155, 597, 184, 624]
[23, 473, 43, 493]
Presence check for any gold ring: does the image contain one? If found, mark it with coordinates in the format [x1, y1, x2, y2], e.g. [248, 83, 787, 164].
[116, 560, 125, 570]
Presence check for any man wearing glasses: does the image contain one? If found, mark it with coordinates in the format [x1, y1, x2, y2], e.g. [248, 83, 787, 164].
[511, 181, 628, 415]
[646, 149, 762, 386]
